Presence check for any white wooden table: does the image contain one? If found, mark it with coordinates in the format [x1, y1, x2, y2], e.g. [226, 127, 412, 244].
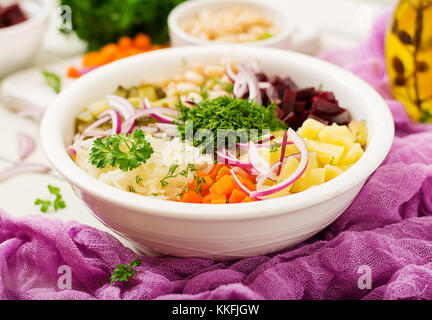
[0, 0, 396, 252]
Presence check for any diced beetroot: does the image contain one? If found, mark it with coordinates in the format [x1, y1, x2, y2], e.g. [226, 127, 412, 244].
[0, 4, 27, 28]
[282, 89, 296, 114]
[296, 87, 317, 101]
[294, 101, 306, 114]
[282, 77, 297, 90]
[275, 107, 285, 120]
[255, 72, 268, 82]
[310, 96, 346, 117]
[315, 91, 337, 104]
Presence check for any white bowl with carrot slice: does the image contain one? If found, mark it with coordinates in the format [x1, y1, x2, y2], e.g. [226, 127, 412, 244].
[40, 46, 394, 260]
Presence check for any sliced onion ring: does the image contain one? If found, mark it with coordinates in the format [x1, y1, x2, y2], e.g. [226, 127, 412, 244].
[99, 110, 122, 135]
[0, 163, 51, 182]
[17, 133, 36, 161]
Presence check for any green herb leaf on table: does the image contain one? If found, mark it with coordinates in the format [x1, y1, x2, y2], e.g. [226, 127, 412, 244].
[110, 258, 142, 284]
[42, 70, 61, 93]
[35, 185, 66, 213]
[89, 130, 154, 172]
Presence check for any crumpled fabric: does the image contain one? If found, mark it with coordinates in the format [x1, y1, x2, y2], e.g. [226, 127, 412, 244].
[1, 8, 432, 300]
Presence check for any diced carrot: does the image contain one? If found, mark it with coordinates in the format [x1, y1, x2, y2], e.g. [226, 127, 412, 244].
[188, 175, 213, 194]
[216, 166, 231, 180]
[180, 191, 203, 203]
[202, 194, 212, 204]
[242, 196, 256, 203]
[209, 164, 225, 178]
[229, 189, 248, 203]
[134, 33, 151, 50]
[100, 43, 119, 61]
[118, 36, 133, 50]
[82, 52, 106, 67]
[211, 194, 227, 204]
[67, 66, 81, 78]
[214, 175, 235, 196]
[236, 174, 256, 191]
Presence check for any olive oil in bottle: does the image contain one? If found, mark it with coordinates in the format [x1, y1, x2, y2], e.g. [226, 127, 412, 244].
[386, 0, 432, 123]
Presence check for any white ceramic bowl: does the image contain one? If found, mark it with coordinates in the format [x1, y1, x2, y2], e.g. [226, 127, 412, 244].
[40, 46, 394, 260]
[168, 0, 294, 49]
[0, 0, 49, 78]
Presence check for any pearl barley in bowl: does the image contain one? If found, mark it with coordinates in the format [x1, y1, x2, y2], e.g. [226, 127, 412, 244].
[40, 46, 394, 260]
[168, 0, 294, 49]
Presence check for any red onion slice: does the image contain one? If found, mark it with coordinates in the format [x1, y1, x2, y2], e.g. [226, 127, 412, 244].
[17, 133, 36, 161]
[216, 149, 253, 171]
[248, 142, 270, 175]
[250, 129, 309, 199]
[99, 110, 122, 135]
[81, 115, 111, 138]
[239, 64, 262, 105]
[225, 59, 238, 82]
[0, 163, 51, 182]
[256, 161, 281, 190]
[276, 130, 289, 176]
[66, 146, 77, 157]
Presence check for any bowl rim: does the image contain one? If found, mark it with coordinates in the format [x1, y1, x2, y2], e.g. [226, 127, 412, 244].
[168, 0, 294, 47]
[40, 45, 395, 221]
[0, 0, 50, 36]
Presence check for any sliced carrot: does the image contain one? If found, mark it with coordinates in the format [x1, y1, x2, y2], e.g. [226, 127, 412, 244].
[236, 174, 256, 191]
[180, 191, 203, 203]
[229, 189, 248, 203]
[211, 194, 227, 204]
[100, 43, 119, 60]
[67, 66, 81, 78]
[134, 33, 151, 50]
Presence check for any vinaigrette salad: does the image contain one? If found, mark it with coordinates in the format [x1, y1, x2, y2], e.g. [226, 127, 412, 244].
[69, 59, 367, 204]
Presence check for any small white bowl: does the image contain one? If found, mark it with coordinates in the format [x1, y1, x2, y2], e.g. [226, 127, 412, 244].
[168, 0, 294, 49]
[0, 0, 50, 78]
[40, 46, 394, 260]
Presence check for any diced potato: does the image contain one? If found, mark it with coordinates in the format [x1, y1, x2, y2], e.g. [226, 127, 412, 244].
[348, 120, 368, 147]
[291, 168, 326, 193]
[258, 143, 300, 165]
[324, 164, 344, 181]
[307, 140, 345, 165]
[77, 110, 93, 122]
[339, 163, 353, 171]
[152, 96, 179, 109]
[298, 118, 326, 140]
[277, 156, 299, 185]
[88, 99, 110, 118]
[318, 124, 354, 145]
[339, 143, 364, 165]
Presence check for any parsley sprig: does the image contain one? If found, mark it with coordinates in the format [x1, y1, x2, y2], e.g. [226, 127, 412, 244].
[35, 185, 66, 213]
[110, 258, 141, 284]
[89, 130, 154, 172]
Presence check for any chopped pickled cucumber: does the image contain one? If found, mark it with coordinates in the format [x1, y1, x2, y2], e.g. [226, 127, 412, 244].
[152, 96, 180, 109]
[88, 99, 110, 118]
[77, 110, 93, 122]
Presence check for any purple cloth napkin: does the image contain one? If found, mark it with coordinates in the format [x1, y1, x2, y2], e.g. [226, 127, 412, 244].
[1, 9, 432, 300]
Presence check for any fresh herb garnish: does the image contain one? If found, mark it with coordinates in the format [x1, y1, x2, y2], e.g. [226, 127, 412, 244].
[135, 175, 143, 184]
[258, 31, 273, 40]
[177, 96, 286, 153]
[420, 110, 432, 123]
[269, 142, 281, 153]
[89, 130, 154, 172]
[209, 77, 234, 93]
[110, 258, 141, 284]
[160, 163, 197, 187]
[35, 185, 66, 213]
[128, 185, 135, 193]
[42, 70, 61, 93]
[160, 163, 180, 187]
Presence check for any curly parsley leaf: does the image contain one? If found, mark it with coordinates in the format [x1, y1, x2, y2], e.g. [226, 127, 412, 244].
[89, 130, 154, 172]
[110, 258, 142, 284]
